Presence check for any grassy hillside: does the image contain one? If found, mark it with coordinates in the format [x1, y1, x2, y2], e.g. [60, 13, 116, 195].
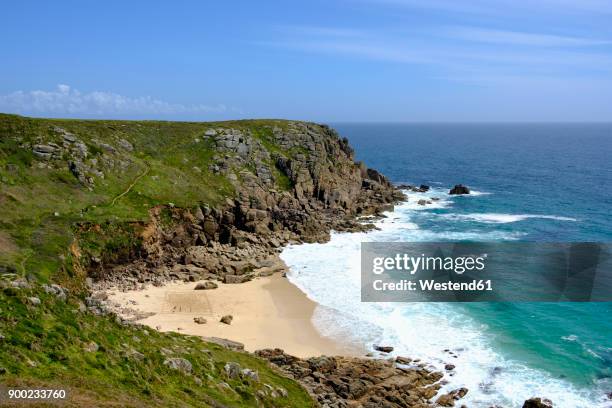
[0, 285, 313, 407]
[0, 114, 315, 407]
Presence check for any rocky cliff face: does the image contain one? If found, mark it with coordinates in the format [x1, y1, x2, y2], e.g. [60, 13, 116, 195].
[89, 121, 404, 289]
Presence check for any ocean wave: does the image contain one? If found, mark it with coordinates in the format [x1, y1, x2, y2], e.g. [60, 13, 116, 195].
[462, 189, 491, 196]
[440, 213, 578, 224]
[281, 233, 602, 407]
[280, 205, 601, 407]
[561, 335, 605, 361]
[398, 189, 453, 210]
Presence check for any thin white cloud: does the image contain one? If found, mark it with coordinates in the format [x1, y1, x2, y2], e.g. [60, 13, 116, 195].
[261, 39, 433, 64]
[261, 26, 612, 70]
[360, 0, 612, 15]
[446, 27, 612, 47]
[0, 84, 230, 116]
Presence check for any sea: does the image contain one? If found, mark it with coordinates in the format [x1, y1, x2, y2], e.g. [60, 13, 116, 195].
[280, 123, 612, 408]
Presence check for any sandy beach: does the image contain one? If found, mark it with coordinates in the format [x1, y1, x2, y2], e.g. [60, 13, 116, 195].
[109, 274, 360, 358]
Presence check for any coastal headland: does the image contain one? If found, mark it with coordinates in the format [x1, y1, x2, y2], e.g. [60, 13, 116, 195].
[0, 114, 547, 407]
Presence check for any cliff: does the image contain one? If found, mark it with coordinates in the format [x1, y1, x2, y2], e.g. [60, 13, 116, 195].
[0, 114, 405, 407]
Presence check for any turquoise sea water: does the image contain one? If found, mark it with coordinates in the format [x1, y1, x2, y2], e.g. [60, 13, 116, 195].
[281, 123, 612, 407]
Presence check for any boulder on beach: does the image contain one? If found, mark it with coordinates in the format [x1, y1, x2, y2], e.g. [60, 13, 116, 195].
[220, 315, 233, 325]
[193, 317, 207, 324]
[194, 281, 218, 290]
[449, 184, 470, 195]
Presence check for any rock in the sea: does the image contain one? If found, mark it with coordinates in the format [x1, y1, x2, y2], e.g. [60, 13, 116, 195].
[193, 317, 207, 324]
[437, 387, 469, 406]
[164, 357, 193, 374]
[220, 315, 233, 325]
[445, 363, 456, 371]
[194, 281, 218, 290]
[395, 356, 412, 364]
[417, 199, 428, 206]
[523, 397, 553, 408]
[419, 184, 430, 191]
[374, 345, 394, 353]
[449, 184, 470, 195]
[436, 393, 456, 407]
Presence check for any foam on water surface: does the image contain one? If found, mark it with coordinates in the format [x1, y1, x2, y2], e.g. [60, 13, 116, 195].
[280, 188, 605, 407]
[440, 213, 578, 224]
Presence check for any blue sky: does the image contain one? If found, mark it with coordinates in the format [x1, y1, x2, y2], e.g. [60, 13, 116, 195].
[1, 0, 611, 122]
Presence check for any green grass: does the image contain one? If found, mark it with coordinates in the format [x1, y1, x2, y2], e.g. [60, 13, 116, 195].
[0, 114, 318, 406]
[0, 114, 304, 283]
[0, 285, 314, 407]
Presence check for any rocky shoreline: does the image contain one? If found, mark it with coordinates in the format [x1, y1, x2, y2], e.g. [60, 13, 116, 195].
[255, 348, 463, 408]
[83, 122, 550, 407]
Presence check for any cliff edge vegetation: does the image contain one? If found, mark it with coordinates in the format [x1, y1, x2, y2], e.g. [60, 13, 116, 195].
[0, 113, 400, 407]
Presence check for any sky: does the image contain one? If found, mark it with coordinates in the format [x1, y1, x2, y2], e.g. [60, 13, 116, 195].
[1, 0, 611, 122]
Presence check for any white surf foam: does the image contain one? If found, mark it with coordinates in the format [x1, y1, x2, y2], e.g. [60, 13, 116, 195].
[280, 198, 602, 407]
[441, 213, 578, 224]
[463, 189, 492, 196]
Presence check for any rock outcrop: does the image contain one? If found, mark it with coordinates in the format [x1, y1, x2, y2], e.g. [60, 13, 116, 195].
[449, 184, 470, 195]
[255, 348, 450, 408]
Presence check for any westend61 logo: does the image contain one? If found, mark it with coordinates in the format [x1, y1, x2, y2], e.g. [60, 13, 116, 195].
[361, 242, 612, 302]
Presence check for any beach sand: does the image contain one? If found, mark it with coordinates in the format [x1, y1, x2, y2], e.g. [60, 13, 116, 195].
[109, 274, 360, 358]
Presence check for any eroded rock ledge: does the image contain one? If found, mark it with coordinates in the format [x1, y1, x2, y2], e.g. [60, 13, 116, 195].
[254, 348, 472, 408]
[89, 122, 404, 291]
